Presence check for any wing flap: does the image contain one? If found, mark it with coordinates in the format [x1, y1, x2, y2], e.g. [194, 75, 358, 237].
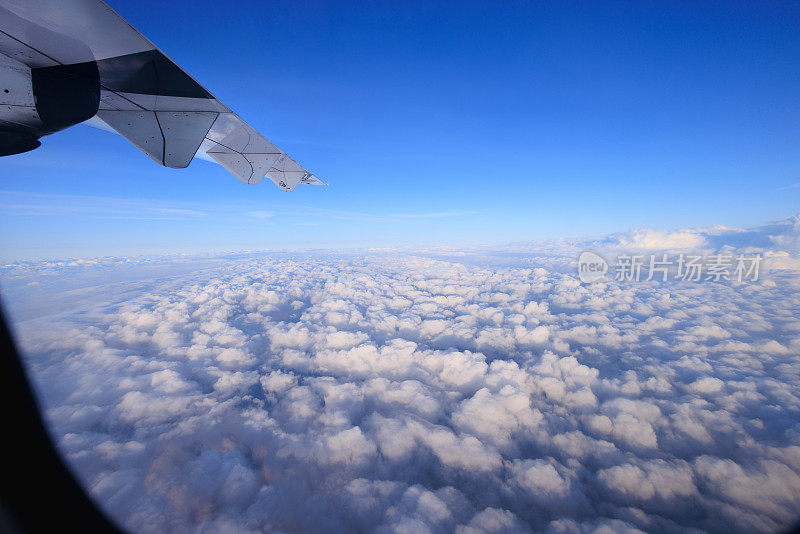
[197, 113, 319, 190]
[158, 111, 218, 168]
[204, 143, 282, 185]
[96, 110, 162, 164]
[204, 113, 281, 154]
[98, 110, 218, 168]
[266, 154, 310, 192]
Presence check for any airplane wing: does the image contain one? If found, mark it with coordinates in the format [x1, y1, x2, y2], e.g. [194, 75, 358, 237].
[0, 0, 324, 190]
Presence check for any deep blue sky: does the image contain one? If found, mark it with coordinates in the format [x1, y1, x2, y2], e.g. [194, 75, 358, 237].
[1, 0, 799, 260]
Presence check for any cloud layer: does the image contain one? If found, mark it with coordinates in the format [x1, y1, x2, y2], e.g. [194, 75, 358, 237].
[6, 219, 800, 533]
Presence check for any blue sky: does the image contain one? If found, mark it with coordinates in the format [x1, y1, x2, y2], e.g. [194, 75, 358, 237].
[1, 0, 799, 260]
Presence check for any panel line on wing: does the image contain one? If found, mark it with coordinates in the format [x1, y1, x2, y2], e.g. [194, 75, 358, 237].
[203, 130, 284, 185]
[0, 28, 59, 66]
[153, 110, 165, 165]
[100, 85, 148, 111]
[203, 136, 282, 156]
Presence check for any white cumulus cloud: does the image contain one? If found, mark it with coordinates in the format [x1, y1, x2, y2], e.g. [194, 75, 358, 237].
[3, 215, 800, 533]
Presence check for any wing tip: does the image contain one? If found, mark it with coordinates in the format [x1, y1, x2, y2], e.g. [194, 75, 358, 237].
[302, 174, 328, 186]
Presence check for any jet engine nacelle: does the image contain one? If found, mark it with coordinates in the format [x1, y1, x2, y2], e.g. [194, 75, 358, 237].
[0, 52, 100, 156]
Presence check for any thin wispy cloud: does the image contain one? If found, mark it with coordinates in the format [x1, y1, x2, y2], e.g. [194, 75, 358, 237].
[0, 190, 477, 225]
[0, 190, 209, 220]
[388, 210, 477, 219]
[152, 208, 207, 217]
[776, 181, 800, 191]
[270, 206, 477, 223]
[245, 210, 275, 219]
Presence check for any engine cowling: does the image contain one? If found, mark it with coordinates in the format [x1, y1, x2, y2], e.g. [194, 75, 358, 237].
[31, 60, 100, 136]
[1, 51, 100, 154]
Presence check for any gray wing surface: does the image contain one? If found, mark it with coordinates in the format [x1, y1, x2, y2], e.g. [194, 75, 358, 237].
[0, 0, 324, 190]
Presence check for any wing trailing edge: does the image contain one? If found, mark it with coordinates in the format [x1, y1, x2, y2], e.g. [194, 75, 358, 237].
[0, 0, 323, 190]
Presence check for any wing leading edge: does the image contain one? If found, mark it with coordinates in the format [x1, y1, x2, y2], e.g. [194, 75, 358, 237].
[0, 0, 324, 190]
